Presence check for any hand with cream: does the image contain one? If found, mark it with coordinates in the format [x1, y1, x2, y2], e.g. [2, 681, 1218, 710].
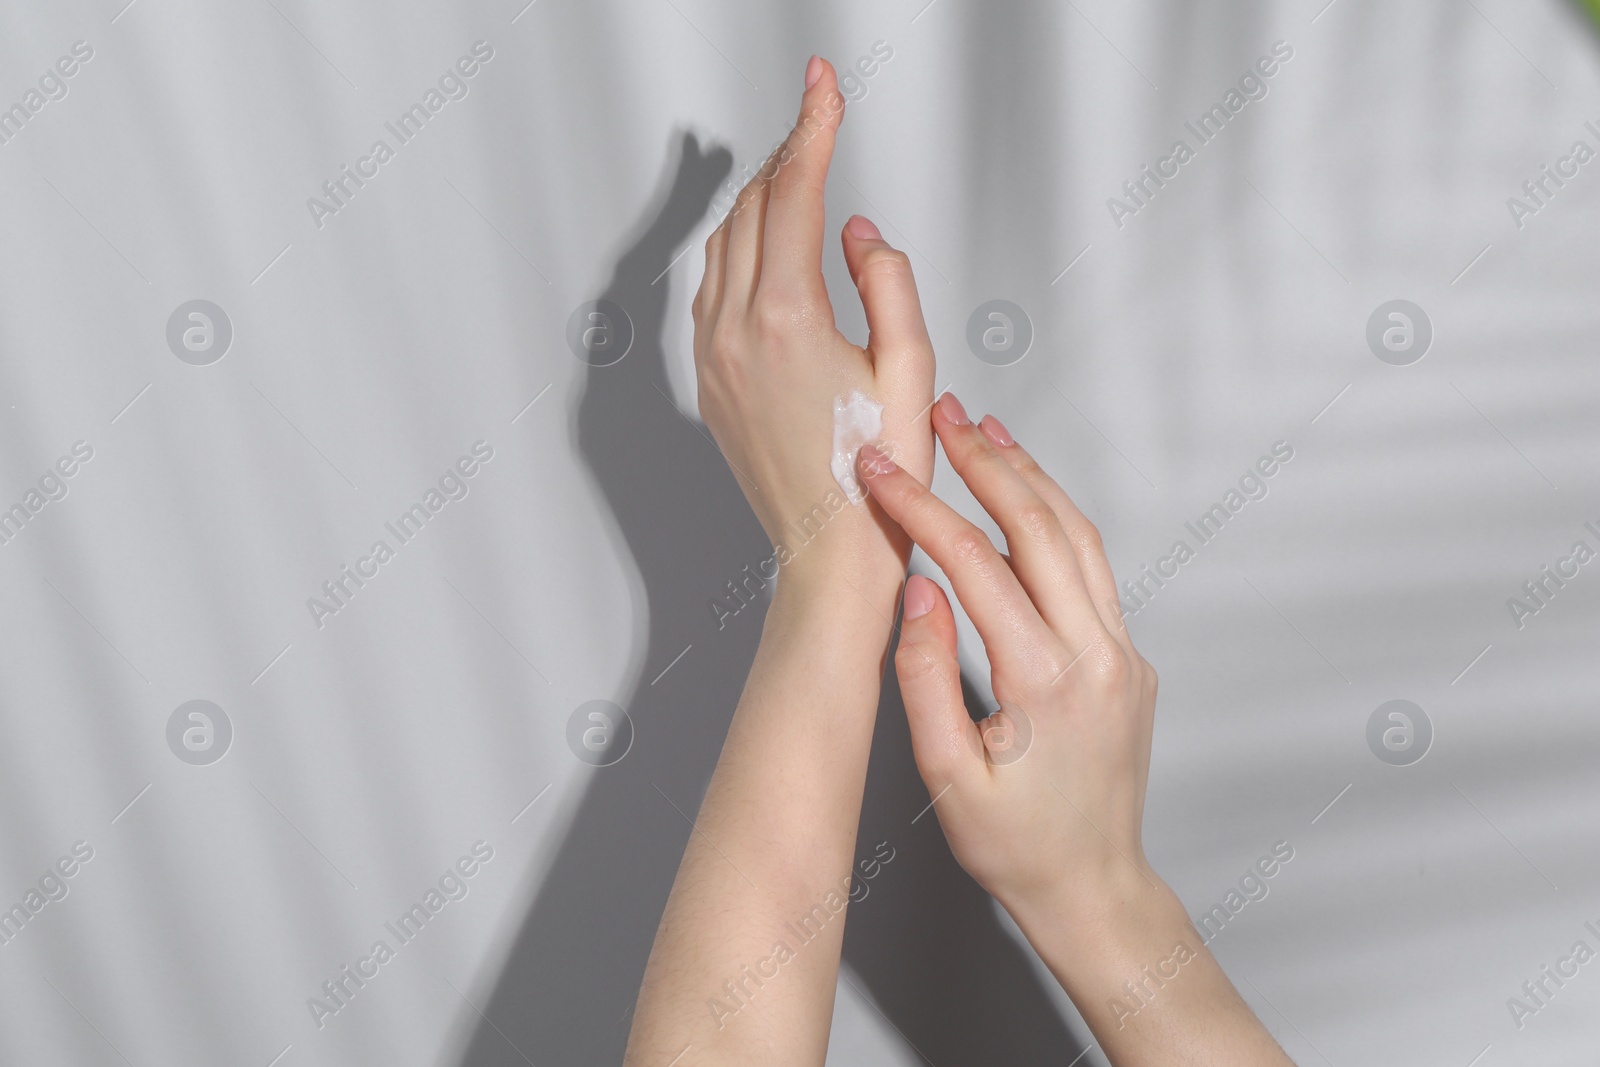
[692, 59, 935, 598]
[628, 57, 937, 1067]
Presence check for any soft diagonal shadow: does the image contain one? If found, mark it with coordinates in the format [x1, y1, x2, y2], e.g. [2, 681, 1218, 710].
[457, 131, 1085, 1067]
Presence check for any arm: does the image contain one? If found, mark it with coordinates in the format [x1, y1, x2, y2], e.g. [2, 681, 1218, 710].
[859, 397, 1295, 1066]
[623, 568, 897, 1066]
[624, 56, 935, 1066]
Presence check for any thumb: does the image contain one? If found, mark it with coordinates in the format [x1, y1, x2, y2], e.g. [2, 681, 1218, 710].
[841, 215, 934, 399]
[895, 575, 977, 790]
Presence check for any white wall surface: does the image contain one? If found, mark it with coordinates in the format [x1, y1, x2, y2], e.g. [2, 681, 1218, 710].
[1, 1, 1598, 1064]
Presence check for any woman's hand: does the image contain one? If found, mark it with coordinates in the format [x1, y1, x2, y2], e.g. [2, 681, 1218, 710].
[860, 396, 1296, 1063]
[627, 61, 940, 1066]
[694, 56, 935, 595]
[859, 392, 1160, 920]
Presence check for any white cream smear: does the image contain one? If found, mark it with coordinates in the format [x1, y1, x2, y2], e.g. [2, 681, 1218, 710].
[830, 389, 884, 505]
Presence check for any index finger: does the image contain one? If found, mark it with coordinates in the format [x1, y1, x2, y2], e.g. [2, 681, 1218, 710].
[978, 415, 1136, 655]
[755, 56, 846, 304]
[857, 444, 1057, 673]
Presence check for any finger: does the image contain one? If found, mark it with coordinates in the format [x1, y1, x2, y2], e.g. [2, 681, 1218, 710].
[722, 145, 778, 311]
[693, 220, 730, 330]
[858, 444, 1053, 671]
[895, 575, 981, 787]
[756, 56, 847, 303]
[841, 215, 934, 400]
[977, 414, 1134, 652]
[931, 394, 1111, 654]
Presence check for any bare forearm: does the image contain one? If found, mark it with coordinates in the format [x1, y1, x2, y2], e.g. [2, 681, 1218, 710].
[625, 566, 899, 1066]
[1007, 874, 1296, 1067]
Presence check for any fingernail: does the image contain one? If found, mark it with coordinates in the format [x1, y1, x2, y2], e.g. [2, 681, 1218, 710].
[903, 575, 937, 620]
[979, 414, 1014, 447]
[804, 55, 823, 90]
[936, 392, 969, 426]
[846, 214, 882, 240]
[858, 442, 896, 477]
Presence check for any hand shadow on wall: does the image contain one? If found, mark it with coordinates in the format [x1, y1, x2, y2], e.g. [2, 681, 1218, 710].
[457, 131, 1087, 1067]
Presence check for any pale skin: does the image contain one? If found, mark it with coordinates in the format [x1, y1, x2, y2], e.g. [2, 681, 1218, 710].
[624, 55, 1296, 1067]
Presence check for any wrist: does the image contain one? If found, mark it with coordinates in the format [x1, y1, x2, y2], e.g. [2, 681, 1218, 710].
[1004, 865, 1194, 992]
[768, 553, 902, 636]
[1004, 860, 1178, 957]
[766, 509, 907, 614]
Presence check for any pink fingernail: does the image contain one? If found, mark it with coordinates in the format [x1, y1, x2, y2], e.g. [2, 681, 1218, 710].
[858, 442, 896, 477]
[979, 415, 1014, 447]
[936, 392, 969, 426]
[846, 214, 882, 240]
[903, 575, 937, 620]
[804, 55, 823, 90]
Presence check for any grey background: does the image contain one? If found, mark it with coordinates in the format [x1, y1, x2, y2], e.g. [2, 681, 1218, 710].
[1, 0, 1597, 1064]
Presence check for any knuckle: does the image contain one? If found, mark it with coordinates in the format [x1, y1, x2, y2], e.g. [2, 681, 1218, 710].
[779, 114, 834, 163]
[752, 297, 799, 337]
[769, 164, 825, 201]
[1038, 648, 1075, 687]
[896, 480, 937, 521]
[953, 430, 994, 465]
[1070, 519, 1106, 557]
[859, 246, 912, 280]
[1014, 454, 1052, 488]
[1012, 450, 1044, 478]
[1012, 501, 1060, 546]
[895, 640, 948, 685]
[947, 524, 997, 568]
[800, 102, 842, 137]
[1091, 644, 1132, 687]
[707, 326, 741, 367]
